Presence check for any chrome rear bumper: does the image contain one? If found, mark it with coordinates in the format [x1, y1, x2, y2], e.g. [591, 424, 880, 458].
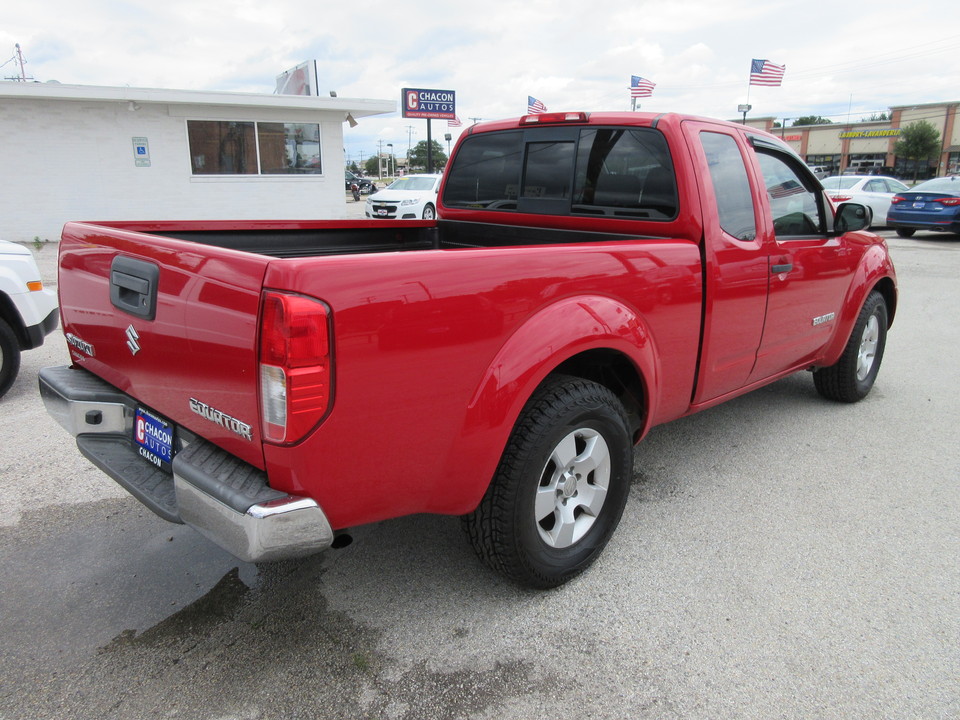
[39, 365, 334, 562]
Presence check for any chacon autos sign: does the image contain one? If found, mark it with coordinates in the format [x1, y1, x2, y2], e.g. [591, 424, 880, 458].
[402, 88, 456, 120]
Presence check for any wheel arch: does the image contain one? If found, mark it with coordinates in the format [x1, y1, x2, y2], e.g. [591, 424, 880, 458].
[819, 247, 897, 367]
[439, 296, 658, 515]
[0, 291, 28, 347]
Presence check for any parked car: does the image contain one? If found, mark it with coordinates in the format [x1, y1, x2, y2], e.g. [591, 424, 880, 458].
[886, 176, 960, 237]
[345, 171, 375, 195]
[807, 165, 830, 180]
[822, 175, 909, 228]
[0, 240, 59, 398]
[365, 174, 442, 220]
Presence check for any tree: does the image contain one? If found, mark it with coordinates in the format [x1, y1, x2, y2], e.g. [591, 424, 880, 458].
[408, 140, 447, 172]
[792, 116, 833, 126]
[894, 120, 941, 182]
[363, 155, 380, 176]
[862, 112, 890, 122]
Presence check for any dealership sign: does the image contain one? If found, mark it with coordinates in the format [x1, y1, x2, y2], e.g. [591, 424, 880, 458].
[402, 88, 456, 120]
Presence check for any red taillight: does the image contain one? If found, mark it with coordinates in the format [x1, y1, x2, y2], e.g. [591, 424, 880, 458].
[890, 195, 906, 205]
[938, 197, 960, 206]
[259, 291, 332, 444]
[832, 194, 853, 203]
[520, 112, 588, 125]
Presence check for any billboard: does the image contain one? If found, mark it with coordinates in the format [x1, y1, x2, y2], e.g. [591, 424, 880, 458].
[275, 61, 319, 96]
[402, 88, 456, 120]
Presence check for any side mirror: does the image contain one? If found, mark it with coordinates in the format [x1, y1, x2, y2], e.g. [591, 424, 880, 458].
[835, 202, 873, 233]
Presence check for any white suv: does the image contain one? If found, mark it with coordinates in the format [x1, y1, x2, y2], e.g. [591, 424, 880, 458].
[0, 240, 59, 398]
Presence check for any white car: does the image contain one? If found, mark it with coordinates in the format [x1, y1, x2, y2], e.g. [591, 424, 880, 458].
[821, 175, 909, 228]
[0, 239, 59, 398]
[366, 174, 442, 220]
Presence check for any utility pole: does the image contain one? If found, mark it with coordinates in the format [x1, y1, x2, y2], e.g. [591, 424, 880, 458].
[405, 125, 416, 160]
[2, 43, 33, 82]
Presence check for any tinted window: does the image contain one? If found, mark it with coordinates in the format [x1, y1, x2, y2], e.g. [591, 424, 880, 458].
[755, 151, 823, 236]
[443, 126, 677, 220]
[188, 121, 257, 175]
[699, 132, 756, 240]
[523, 142, 575, 199]
[442, 131, 523, 209]
[573, 129, 677, 219]
[187, 120, 321, 175]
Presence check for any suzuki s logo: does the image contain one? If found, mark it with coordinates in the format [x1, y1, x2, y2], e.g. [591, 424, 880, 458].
[126, 325, 141, 355]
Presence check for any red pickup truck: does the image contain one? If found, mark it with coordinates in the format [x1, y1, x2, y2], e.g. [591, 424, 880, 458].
[41, 112, 896, 588]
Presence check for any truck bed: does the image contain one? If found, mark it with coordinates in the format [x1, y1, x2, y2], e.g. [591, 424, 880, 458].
[90, 218, 676, 259]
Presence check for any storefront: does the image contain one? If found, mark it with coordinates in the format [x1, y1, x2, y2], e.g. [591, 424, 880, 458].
[746, 100, 958, 180]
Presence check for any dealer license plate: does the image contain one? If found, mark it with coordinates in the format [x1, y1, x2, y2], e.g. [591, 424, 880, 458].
[134, 406, 175, 471]
[913, 202, 926, 209]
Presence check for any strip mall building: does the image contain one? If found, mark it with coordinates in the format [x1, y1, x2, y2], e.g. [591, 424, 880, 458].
[745, 100, 959, 178]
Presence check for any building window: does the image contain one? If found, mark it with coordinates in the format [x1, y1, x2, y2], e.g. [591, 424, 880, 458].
[948, 151, 960, 175]
[187, 120, 322, 175]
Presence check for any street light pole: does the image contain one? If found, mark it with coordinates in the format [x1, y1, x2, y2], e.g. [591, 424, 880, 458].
[386, 144, 394, 179]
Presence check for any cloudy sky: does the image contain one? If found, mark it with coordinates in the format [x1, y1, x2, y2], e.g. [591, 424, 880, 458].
[4, 0, 958, 166]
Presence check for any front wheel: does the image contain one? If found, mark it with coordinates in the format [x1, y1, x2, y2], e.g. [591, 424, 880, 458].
[462, 375, 632, 588]
[0, 317, 22, 399]
[422, 204, 436, 220]
[895, 228, 915, 238]
[813, 291, 888, 402]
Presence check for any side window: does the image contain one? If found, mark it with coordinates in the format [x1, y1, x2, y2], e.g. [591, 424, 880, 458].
[442, 131, 523, 210]
[865, 179, 886, 192]
[754, 151, 823, 236]
[699, 132, 757, 240]
[572, 128, 677, 219]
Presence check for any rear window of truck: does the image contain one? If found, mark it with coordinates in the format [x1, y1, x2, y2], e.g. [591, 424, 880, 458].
[443, 126, 677, 220]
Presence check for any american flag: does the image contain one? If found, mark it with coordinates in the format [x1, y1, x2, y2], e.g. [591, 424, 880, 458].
[630, 76, 656, 98]
[527, 96, 547, 114]
[448, 116, 463, 127]
[749, 59, 786, 87]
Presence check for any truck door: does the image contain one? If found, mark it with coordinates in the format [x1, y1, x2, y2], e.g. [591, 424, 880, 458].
[745, 140, 855, 382]
[683, 123, 770, 403]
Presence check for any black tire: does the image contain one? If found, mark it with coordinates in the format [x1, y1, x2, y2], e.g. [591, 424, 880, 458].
[422, 204, 436, 220]
[462, 375, 632, 588]
[895, 228, 915, 238]
[0, 317, 21, 399]
[813, 291, 887, 402]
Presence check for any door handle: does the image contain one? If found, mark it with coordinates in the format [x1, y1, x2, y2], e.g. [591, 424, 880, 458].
[771, 263, 793, 274]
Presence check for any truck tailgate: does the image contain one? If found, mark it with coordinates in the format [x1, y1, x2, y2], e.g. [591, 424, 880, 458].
[58, 222, 271, 469]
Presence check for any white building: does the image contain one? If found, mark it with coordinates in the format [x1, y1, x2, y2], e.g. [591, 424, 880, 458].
[0, 82, 394, 243]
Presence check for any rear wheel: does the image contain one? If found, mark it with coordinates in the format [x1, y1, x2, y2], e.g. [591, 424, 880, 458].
[462, 375, 632, 588]
[813, 291, 887, 402]
[0, 317, 21, 399]
[895, 228, 915, 238]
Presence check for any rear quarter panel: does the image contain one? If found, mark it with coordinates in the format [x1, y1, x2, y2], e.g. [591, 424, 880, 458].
[261, 240, 703, 528]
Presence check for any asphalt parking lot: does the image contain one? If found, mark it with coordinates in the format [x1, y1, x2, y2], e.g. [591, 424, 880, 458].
[0, 225, 957, 719]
